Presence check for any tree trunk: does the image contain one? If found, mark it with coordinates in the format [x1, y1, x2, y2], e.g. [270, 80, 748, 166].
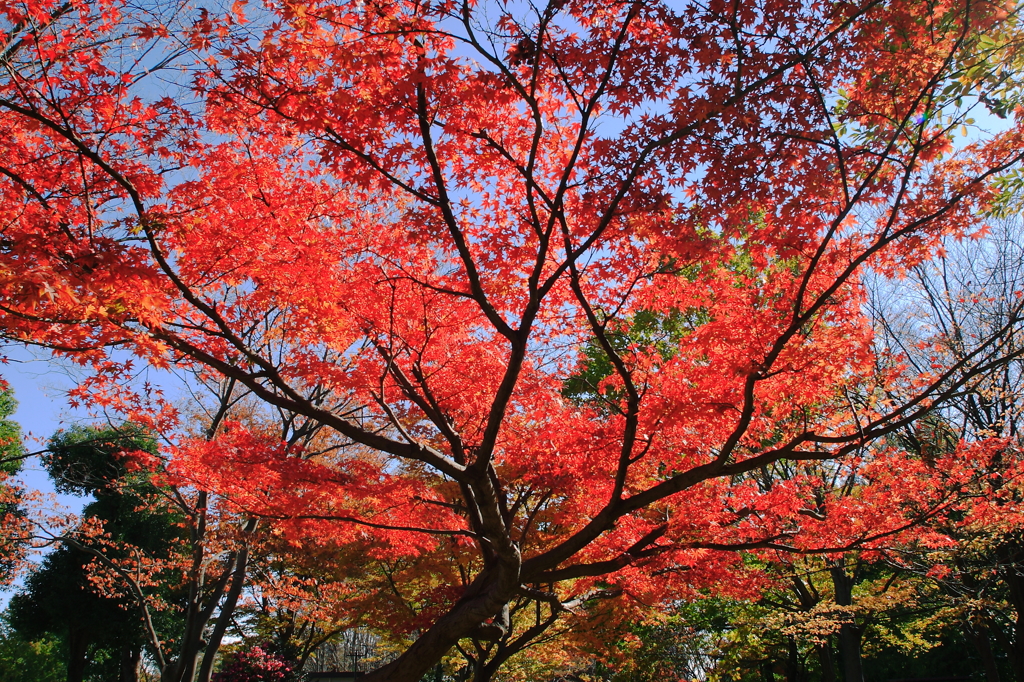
[966, 621, 1002, 682]
[196, 541, 253, 682]
[837, 623, 864, 682]
[830, 559, 865, 682]
[118, 644, 140, 682]
[1005, 567, 1024, 682]
[171, 632, 201, 682]
[471, 655, 490, 682]
[786, 636, 802, 682]
[360, 570, 519, 682]
[67, 627, 89, 682]
[817, 643, 838, 682]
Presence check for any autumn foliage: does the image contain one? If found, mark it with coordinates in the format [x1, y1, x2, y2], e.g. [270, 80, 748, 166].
[1, 0, 1024, 678]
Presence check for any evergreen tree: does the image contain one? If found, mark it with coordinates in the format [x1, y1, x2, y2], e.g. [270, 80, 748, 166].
[8, 423, 183, 682]
[0, 379, 26, 584]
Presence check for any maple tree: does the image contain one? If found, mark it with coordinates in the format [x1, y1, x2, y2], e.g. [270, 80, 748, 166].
[2, 0, 1024, 678]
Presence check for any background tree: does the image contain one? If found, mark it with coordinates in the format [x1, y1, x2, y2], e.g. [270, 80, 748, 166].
[0, 379, 27, 582]
[0, 612, 62, 682]
[871, 217, 1024, 682]
[22, 402, 260, 682]
[8, 423, 179, 682]
[231, 539, 370, 672]
[8, 544, 153, 682]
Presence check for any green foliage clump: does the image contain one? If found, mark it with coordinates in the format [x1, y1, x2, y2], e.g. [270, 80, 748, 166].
[0, 381, 26, 585]
[562, 307, 707, 408]
[43, 423, 157, 497]
[0, 615, 62, 682]
[0, 383, 24, 476]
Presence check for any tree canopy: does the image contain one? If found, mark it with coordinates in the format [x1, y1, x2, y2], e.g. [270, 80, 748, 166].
[1, 0, 1024, 678]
